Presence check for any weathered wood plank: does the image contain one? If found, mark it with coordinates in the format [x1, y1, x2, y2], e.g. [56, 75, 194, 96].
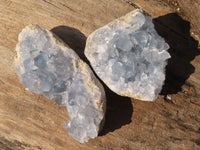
[0, 0, 200, 150]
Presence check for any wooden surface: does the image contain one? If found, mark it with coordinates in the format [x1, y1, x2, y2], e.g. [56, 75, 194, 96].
[0, 0, 200, 150]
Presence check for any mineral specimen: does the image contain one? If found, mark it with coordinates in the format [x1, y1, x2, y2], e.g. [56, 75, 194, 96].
[15, 25, 106, 143]
[85, 9, 170, 101]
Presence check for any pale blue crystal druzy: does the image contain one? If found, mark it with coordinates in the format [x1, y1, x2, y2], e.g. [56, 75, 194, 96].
[85, 10, 170, 101]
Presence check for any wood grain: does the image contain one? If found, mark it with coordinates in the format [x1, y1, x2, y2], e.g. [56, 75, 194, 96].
[0, 0, 200, 150]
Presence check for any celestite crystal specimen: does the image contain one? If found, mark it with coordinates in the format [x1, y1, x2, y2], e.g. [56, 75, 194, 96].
[15, 25, 106, 143]
[85, 9, 171, 101]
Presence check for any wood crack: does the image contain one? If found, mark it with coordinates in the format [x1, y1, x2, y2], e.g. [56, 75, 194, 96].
[59, 2, 76, 12]
[123, 0, 140, 9]
[122, 0, 150, 16]
[42, 0, 61, 9]
[42, 1, 76, 13]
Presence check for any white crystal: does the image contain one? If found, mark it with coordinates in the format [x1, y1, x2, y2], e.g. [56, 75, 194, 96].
[15, 25, 106, 143]
[85, 10, 170, 101]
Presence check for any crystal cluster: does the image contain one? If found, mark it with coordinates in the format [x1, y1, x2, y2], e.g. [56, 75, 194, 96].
[15, 25, 106, 143]
[85, 10, 170, 101]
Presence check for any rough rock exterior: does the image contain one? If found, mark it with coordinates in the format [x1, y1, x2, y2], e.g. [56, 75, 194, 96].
[85, 9, 171, 101]
[15, 25, 106, 143]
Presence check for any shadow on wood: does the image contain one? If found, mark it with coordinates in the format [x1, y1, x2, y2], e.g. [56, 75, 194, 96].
[51, 26, 88, 64]
[51, 26, 133, 136]
[153, 13, 200, 95]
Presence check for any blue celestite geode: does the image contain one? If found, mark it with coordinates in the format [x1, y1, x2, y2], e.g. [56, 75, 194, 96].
[15, 25, 106, 143]
[85, 9, 171, 101]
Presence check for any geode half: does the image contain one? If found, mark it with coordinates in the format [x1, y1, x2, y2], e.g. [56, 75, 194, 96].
[85, 9, 170, 101]
[15, 25, 106, 143]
